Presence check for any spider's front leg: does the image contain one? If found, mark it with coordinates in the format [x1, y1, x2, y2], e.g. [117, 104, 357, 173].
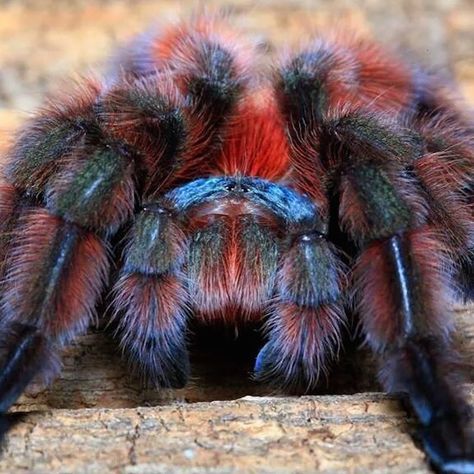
[335, 117, 474, 472]
[110, 205, 190, 388]
[0, 82, 136, 433]
[254, 227, 346, 391]
[274, 38, 473, 470]
[105, 17, 254, 388]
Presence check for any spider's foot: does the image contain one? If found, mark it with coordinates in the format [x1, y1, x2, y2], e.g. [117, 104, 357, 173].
[254, 301, 343, 393]
[457, 256, 474, 303]
[132, 340, 190, 389]
[157, 346, 190, 390]
[253, 342, 277, 380]
[422, 416, 474, 474]
[253, 342, 315, 393]
[0, 412, 27, 446]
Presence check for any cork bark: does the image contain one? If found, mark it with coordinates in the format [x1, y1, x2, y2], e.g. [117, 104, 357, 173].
[3, 391, 474, 474]
[0, 0, 473, 472]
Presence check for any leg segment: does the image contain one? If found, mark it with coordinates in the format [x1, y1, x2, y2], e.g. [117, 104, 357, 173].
[110, 205, 190, 388]
[355, 228, 474, 473]
[254, 233, 346, 392]
[0, 323, 59, 439]
[0, 210, 110, 419]
[0, 324, 58, 414]
[408, 83, 474, 302]
[5, 79, 100, 194]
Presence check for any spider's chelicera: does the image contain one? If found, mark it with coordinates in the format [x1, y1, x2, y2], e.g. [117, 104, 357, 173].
[0, 15, 473, 473]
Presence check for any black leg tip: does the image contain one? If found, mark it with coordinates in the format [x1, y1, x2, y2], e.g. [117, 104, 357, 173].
[0, 412, 27, 446]
[123, 332, 191, 390]
[254, 342, 316, 394]
[422, 417, 474, 474]
[254, 342, 287, 385]
[137, 344, 191, 390]
[155, 357, 190, 390]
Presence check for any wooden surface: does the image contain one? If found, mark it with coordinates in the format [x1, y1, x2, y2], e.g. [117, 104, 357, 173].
[0, 0, 473, 472]
[3, 391, 474, 474]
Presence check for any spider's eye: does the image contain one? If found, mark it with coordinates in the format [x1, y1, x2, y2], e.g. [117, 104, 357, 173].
[224, 182, 236, 191]
[224, 182, 251, 193]
[299, 232, 325, 243]
[141, 203, 170, 215]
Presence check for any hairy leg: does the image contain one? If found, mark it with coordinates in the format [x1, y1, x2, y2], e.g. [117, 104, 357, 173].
[111, 205, 190, 388]
[269, 34, 413, 393]
[0, 80, 135, 435]
[335, 116, 474, 473]
[254, 232, 346, 392]
[107, 15, 256, 190]
[275, 41, 474, 471]
[105, 17, 257, 385]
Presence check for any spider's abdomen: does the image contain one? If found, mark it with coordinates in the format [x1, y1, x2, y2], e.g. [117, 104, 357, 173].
[214, 90, 291, 181]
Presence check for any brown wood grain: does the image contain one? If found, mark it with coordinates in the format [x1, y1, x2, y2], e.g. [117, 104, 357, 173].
[2, 390, 473, 473]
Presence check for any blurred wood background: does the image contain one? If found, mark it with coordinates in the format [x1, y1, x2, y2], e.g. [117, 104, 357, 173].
[0, 0, 473, 472]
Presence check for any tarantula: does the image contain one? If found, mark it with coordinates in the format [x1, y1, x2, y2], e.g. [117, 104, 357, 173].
[0, 14, 472, 473]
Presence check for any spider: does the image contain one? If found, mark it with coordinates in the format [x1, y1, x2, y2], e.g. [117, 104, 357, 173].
[0, 14, 472, 473]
